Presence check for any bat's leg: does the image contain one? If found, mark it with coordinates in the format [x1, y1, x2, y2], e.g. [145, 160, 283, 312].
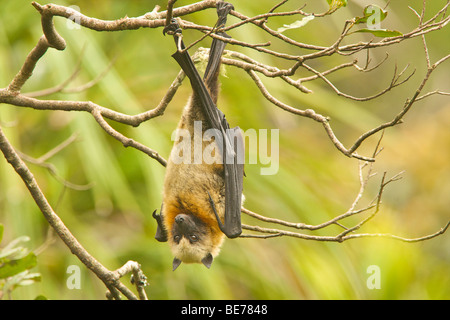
[203, 1, 234, 96]
[165, 18, 227, 136]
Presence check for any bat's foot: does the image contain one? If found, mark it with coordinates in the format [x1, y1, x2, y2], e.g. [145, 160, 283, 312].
[130, 271, 148, 287]
[216, 1, 234, 29]
[217, 1, 234, 14]
[163, 18, 181, 36]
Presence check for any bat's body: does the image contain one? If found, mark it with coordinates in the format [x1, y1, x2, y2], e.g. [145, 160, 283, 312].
[153, 2, 243, 270]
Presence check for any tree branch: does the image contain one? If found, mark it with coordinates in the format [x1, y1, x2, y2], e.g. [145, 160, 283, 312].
[0, 125, 146, 300]
[241, 135, 449, 243]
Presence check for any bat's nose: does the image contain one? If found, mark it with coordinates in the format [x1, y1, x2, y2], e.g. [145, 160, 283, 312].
[175, 214, 188, 225]
[175, 215, 184, 224]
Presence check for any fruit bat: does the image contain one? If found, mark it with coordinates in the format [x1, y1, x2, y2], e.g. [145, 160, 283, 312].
[153, 1, 244, 270]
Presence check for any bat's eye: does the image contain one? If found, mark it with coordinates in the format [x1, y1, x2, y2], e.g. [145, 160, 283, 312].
[174, 235, 181, 243]
[189, 235, 198, 242]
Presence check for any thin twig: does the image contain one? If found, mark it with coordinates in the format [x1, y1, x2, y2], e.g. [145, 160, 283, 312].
[115, 261, 148, 300]
[91, 109, 167, 167]
[16, 133, 90, 191]
[24, 45, 86, 97]
[165, 0, 178, 28]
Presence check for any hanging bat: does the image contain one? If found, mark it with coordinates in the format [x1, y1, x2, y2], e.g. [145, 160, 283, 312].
[153, 1, 244, 270]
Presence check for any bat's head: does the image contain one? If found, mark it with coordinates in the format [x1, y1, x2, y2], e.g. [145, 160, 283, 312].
[169, 213, 225, 271]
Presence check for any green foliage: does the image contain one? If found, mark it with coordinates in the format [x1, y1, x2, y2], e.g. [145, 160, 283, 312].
[353, 28, 402, 37]
[353, 5, 402, 37]
[0, 226, 42, 299]
[355, 5, 388, 24]
[327, 0, 348, 10]
[277, 16, 315, 33]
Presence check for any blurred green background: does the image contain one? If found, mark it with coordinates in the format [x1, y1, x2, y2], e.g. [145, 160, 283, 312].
[0, 0, 449, 299]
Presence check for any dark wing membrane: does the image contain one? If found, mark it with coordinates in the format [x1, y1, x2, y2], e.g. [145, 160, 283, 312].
[223, 127, 244, 238]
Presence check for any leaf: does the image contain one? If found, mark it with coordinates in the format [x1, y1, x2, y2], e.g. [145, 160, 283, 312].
[352, 5, 401, 37]
[0, 246, 27, 259]
[355, 5, 388, 24]
[277, 16, 315, 33]
[354, 28, 402, 37]
[0, 224, 3, 244]
[1, 236, 30, 252]
[326, 0, 347, 10]
[4, 270, 41, 288]
[0, 252, 37, 279]
[16, 272, 42, 287]
[0, 236, 31, 259]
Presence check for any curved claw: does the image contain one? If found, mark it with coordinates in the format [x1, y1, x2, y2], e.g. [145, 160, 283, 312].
[163, 18, 181, 36]
[153, 208, 168, 242]
[216, 1, 234, 28]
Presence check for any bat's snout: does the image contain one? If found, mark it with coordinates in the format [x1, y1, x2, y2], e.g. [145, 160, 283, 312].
[175, 214, 188, 225]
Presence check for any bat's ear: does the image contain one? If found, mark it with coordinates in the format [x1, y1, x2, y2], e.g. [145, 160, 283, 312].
[201, 253, 213, 269]
[173, 257, 182, 271]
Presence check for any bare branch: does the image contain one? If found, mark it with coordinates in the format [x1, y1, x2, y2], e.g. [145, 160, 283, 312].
[302, 63, 415, 102]
[343, 221, 450, 242]
[24, 46, 84, 97]
[241, 132, 448, 243]
[165, 0, 178, 27]
[0, 125, 146, 300]
[7, 36, 50, 93]
[416, 90, 450, 101]
[246, 69, 376, 162]
[91, 109, 167, 167]
[241, 221, 450, 243]
[30, 0, 220, 33]
[114, 261, 148, 300]
[9, 0, 445, 164]
[32, 2, 66, 50]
